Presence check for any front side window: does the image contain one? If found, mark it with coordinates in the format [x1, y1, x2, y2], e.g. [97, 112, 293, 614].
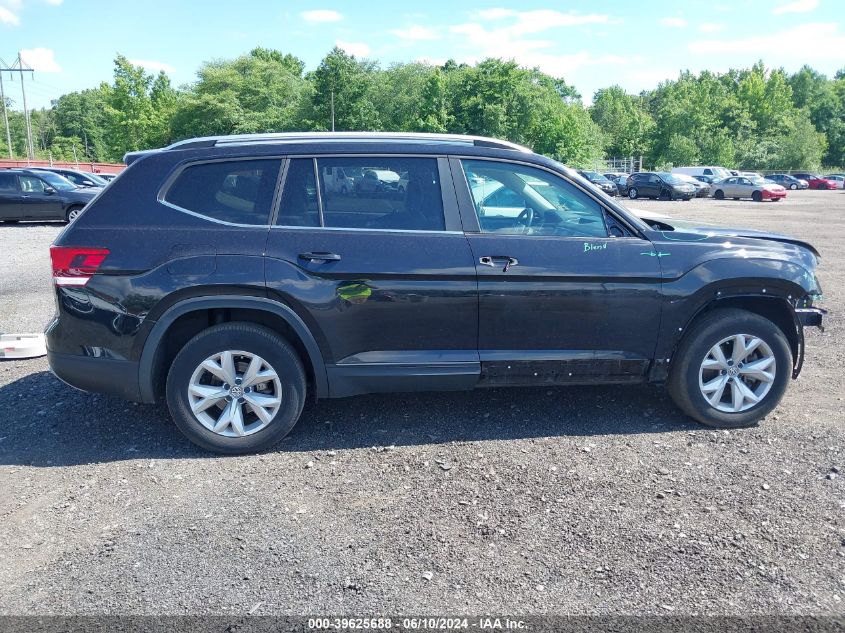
[462, 160, 608, 238]
[19, 175, 47, 193]
[316, 157, 445, 231]
[165, 159, 281, 225]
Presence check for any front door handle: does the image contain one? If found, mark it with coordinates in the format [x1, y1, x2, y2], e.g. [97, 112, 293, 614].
[299, 252, 341, 263]
[479, 256, 518, 272]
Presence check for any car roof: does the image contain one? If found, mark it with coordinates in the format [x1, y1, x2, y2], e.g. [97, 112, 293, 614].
[125, 132, 535, 165]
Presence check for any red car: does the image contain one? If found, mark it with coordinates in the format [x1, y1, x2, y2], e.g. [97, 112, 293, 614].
[791, 172, 839, 190]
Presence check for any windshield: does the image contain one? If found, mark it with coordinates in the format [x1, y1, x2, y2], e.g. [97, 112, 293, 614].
[83, 172, 108, 186]
[657, 172, 685, 185]
[33, 171, 77, 191]
[582, 171, 611, 183]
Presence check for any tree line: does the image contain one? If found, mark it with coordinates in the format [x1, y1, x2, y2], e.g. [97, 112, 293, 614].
[1, 47, 843, 170]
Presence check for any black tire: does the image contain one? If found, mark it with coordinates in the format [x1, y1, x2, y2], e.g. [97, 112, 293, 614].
[166, 322, 307, 454]
[65, 205, 85, 223]
[667, 308, 791, 429]
[628, 188, 638, 199]
[818, 183, 827, 190]
[773, 197, 781, 202]
[752, 190, 763, 202]
[714, 190, 725, 200]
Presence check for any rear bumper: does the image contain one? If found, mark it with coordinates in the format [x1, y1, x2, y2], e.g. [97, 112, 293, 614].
[47, 350, 142, 401]
[762, 190, 787, 199]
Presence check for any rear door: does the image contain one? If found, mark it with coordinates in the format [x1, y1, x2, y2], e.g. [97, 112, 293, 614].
[264, 155, 479, 397]
[17, 174, 63, 219]
[0, 172, 22, 219]
[452, 157, 663, 386]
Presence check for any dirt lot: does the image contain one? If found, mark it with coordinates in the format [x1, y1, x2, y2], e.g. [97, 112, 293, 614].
[0, 190, 842, 616]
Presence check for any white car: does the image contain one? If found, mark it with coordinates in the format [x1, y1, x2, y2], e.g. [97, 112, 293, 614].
[824, 174, 845, 189]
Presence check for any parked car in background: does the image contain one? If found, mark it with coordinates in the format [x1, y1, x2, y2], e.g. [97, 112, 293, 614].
[0, 169, 97, 222]
[692, 174, 719, 185]
[712, 176, 787, 202]
[823, 174, 844, 189]
[791, 172, 839, 190]
[672, 166, 732, 180]
[674, 173, 711, 197]
[577, 170, 617, 196]
[47, 131, 825, 454]
[321, 165, 356, 195]
[605, 173, 630, 196]
[37, 167, 107, 189]
[740, 171, 763, 179]
[98, 173, 118, 182]
[626, 172, 696, 200]
[767, 174, 809, 190]
[356, 168, 401, 193]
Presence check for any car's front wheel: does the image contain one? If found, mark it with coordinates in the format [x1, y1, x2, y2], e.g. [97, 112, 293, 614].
[714, 190, 725, 200]
[790, 183, 797, 190]
[166, 322, 306, 454]
[667, 309, 791, 429]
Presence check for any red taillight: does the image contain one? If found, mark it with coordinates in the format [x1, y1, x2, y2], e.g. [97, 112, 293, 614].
[50, 246, 109, 287]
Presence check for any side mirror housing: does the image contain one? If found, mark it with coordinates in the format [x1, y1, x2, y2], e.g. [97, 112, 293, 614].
[44, 186, 56, 195]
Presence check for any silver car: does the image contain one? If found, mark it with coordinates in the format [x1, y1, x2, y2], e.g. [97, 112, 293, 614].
[712, 176, 787, 202]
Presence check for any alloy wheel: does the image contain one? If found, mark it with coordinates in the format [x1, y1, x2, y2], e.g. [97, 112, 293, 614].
[698, 334, 776, 413]
[187, 350, 282, 437]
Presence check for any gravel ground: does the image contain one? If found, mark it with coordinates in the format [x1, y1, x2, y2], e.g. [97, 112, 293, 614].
[0, 191, 842, 616]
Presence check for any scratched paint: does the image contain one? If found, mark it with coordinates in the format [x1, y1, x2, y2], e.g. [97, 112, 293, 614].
[641, 251, 671, 257]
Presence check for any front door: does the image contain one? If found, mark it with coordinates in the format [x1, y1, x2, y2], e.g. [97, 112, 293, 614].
[17, 174, 63, 219]
[265, 156, 479, 397]
[453, 157, 663, 386]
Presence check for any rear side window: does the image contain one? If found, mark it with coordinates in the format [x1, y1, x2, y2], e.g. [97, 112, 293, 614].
[164, 159, 281, 225]
[0, 173, 16, 192]
[317, 157, 445, 231]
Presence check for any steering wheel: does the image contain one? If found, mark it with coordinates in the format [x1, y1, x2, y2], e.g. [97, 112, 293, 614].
[515, 207, 536, 233]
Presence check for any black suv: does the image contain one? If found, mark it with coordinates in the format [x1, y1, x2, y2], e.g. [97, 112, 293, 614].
[626, 172, 696, 200]
[0, 169, 98, 223]
[46, 133, 825, 454]
[36, 167, 107, 189]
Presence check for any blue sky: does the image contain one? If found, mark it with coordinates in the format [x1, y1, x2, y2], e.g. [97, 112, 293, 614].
[1, 0, 844, 109]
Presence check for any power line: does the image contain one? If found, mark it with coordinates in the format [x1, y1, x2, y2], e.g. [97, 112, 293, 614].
[0, 53, 35, 159]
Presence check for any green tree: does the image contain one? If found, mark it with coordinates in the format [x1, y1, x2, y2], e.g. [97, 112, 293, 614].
[309, 47, 381, 130]
[590, 85, 654, 157]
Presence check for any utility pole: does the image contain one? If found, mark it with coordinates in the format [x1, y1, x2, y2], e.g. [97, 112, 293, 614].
[0, 65, 11, 158]
[330, 90, 335, 132]
[0, 54, 35, 160]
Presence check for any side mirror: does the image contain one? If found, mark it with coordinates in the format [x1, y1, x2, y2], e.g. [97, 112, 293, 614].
[44, 186, 56, 195]
[82, 180, 94, 187]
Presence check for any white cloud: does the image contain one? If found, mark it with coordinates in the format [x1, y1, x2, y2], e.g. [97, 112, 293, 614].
[446, 10, 620, 78]
[660, 17, 688, 27]
[300, 9, 342, 23]
[773, 0, 819, 15]
[128, 58, 175, 74]
[689, 22, 845, 60]
[44, 0, 63, 5]
[0, 5, 19, 25]
[19, 47, 61, 72]
[389, 25, 439, 41]
[335, 40, 370, 58]
[698, 22, 725, 33]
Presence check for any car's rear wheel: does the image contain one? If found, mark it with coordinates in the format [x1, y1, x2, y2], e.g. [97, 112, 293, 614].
[66, 206, 85, 223]
[714, 190, 724, 200]
[752, 190, 763, 202]
[628, 188, 638, 199]
[166, 322, 306, 454]
[668, 309, 791, 429]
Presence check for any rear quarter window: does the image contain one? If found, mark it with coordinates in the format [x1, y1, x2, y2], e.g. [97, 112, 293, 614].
[164, 159, 281, 225]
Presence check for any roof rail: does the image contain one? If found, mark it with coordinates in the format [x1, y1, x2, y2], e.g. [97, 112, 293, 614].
[164, 132, 532, 153]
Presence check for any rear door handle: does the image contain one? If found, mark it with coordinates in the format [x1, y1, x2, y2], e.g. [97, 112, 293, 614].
[299, 252, 341, 263]
[479, 256, 518, 272]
